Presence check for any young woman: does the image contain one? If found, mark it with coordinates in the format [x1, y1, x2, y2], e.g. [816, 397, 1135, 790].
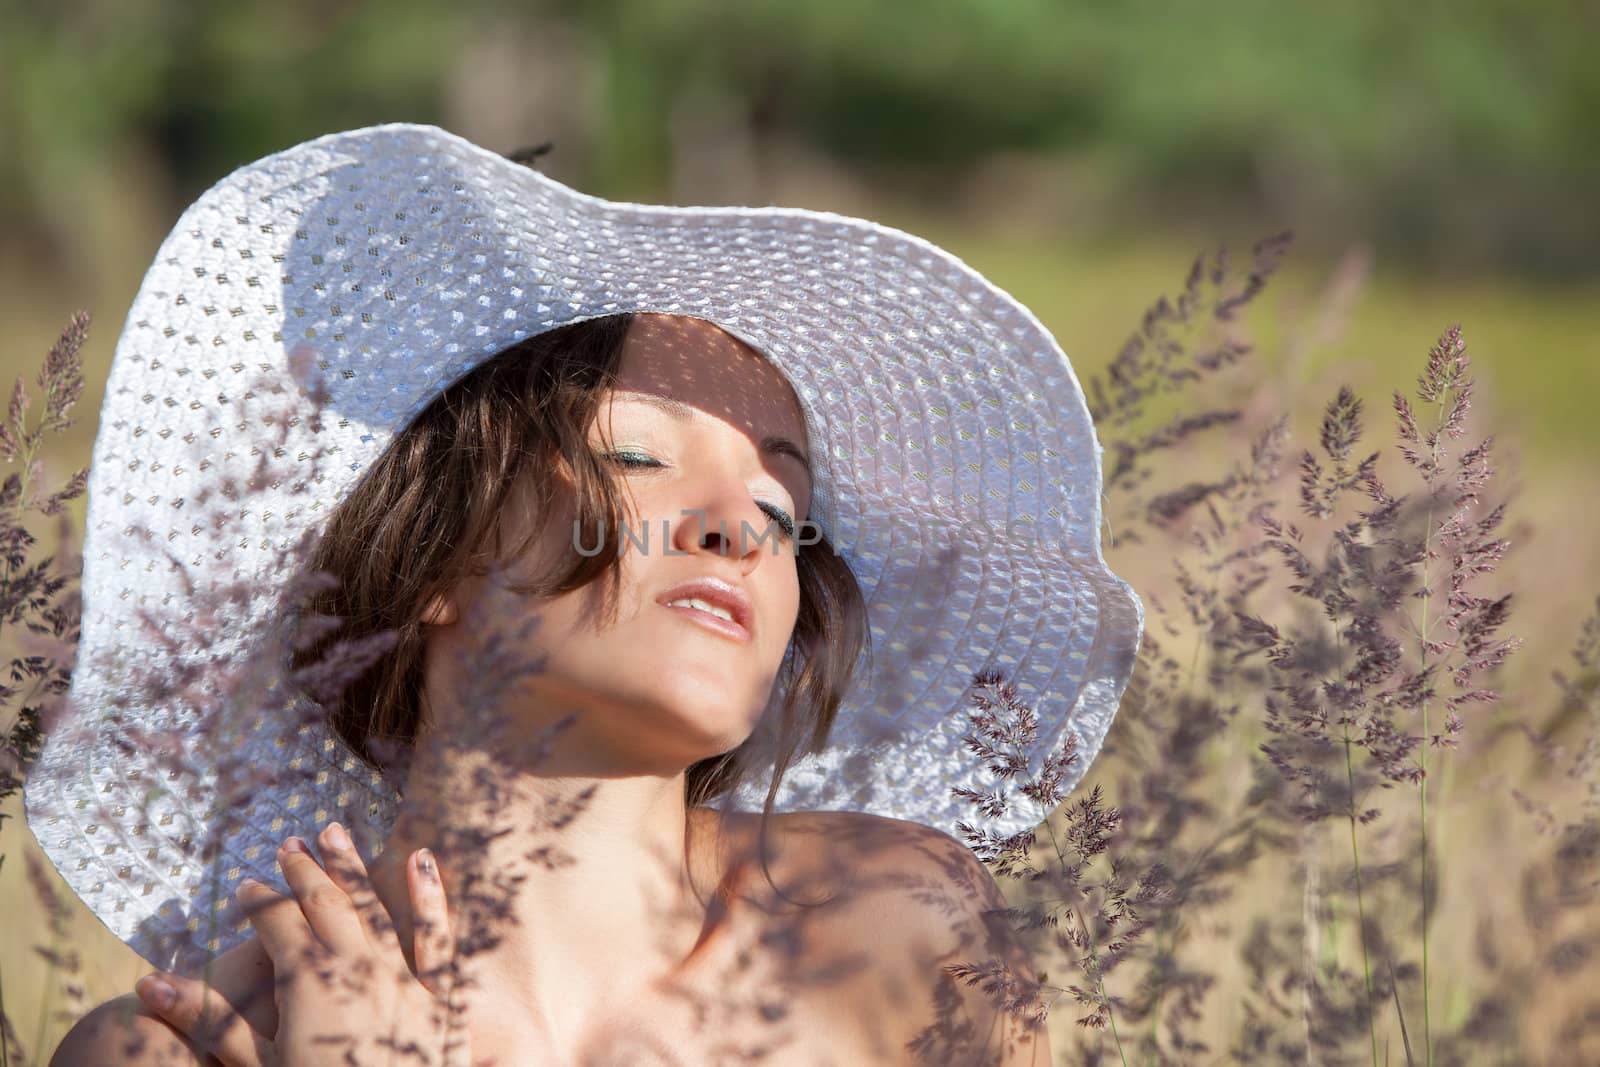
[33, 124, 1142, 1065]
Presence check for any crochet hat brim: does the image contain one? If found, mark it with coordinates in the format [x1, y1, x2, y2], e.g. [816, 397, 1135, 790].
[24, 123, 1142, 971]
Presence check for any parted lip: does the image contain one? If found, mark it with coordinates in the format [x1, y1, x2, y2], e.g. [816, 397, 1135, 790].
[654, 576, 754, 638]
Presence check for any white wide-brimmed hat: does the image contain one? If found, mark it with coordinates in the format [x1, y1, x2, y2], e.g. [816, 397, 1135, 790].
[23, 122, 1142, 972]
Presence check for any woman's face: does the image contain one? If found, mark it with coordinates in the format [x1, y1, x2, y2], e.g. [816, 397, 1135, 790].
[424, 314, 813, 774]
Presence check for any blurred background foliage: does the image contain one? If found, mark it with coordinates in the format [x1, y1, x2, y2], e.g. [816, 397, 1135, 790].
[2, 0, 1599, 1060]
[4, 0, 1599, 277]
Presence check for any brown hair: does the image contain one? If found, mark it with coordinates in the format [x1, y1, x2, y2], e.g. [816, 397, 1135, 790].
[288, 313, 869, 901]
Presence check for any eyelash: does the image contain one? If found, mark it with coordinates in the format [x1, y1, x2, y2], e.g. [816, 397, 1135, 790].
[601, 450, 797, 539]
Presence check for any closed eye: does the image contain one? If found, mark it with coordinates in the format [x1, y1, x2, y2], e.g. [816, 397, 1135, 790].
[602, 450, 797, 540]
[758, 502, 796, 539]
[600, 449, 664, 470]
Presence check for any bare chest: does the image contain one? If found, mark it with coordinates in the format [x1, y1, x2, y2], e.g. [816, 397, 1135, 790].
[565, 975, 909, 1067]
[471, 975, 910, 1067]
[468, 810, 935, 1066]
[471, 881, 916, 1065]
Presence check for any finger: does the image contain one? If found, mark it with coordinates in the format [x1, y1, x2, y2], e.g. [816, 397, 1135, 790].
[136, 971, 275, 1067]
[276, 835, 370, 956]
[408, 847, 455, 995]
[237, 877, 332, 988]
[316, 821, 402, 957]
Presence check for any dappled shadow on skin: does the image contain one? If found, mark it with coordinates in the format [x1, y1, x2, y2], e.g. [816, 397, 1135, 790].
[12, 336, 1046, 1066]
[693, 815, 1050, 1067]
[348, 607, 1067, 1065]
[216, 651, 1055, 1065]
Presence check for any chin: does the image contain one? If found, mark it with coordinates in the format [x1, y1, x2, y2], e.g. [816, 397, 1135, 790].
[619, 673, 768, 754]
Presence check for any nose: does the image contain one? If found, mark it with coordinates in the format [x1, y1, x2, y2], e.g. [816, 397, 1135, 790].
[668, 480, 778, 567]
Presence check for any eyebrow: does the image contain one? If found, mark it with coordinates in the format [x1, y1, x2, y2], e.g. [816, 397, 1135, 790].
[623, 392, 813, 481]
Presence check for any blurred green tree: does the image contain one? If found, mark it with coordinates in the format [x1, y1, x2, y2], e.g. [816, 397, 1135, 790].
[2, 0, 1596, 274]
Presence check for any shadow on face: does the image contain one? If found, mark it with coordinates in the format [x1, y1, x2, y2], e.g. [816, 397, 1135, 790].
[420, 313, 816, 777]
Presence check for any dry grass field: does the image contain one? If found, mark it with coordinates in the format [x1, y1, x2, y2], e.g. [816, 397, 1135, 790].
[4, 219, 1598, 1064]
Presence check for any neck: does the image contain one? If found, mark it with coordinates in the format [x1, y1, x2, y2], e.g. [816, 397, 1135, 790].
[365, 723, 739, 1040]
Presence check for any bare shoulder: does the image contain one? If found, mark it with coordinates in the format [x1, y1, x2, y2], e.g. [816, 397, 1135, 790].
[48, 994, 201, 1067]
[770, 808, 1009, 907]
[779, 810, 1055, 1066]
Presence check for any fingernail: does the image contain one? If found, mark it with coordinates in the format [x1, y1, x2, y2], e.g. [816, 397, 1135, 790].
[416, 848, 437, 881]
[136, 974, 176, 1011]
[324, 821, 352, 851]
[281, 836, 310, 855]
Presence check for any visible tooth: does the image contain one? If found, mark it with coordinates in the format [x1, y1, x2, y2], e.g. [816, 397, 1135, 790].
[669, 597, 735, 623]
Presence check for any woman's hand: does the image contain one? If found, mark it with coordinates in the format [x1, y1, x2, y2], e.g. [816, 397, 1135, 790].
[133, 822, 465, 1067]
